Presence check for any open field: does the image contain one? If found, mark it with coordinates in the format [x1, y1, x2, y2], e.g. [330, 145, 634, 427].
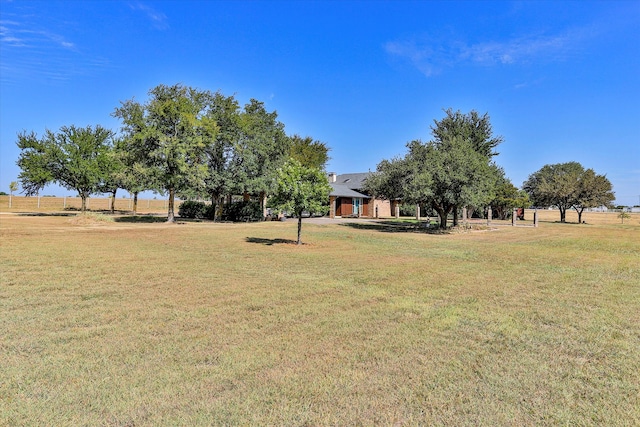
[0, 195, 175, 215]
[1, 212, 639, 425]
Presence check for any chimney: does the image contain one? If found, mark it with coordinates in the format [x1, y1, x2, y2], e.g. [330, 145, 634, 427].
[328, 172, 337, 183]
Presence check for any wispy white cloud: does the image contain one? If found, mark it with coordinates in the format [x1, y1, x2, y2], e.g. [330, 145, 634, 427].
[128, 2, 168, 30]
[1, 20, 77, 50]
[385, 28, 589, 77]
[0, 18, 110, 84]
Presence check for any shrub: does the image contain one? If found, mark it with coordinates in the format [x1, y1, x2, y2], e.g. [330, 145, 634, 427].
[399, 204, 416, 217]
[222, 200, 263, 222]
[178, 200, 207, 219]
[203, 203, 216, 220]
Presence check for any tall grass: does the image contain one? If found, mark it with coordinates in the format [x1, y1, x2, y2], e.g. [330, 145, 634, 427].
[1, 214, 638, 425]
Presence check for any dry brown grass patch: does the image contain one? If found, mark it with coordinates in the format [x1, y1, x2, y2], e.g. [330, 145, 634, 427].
[1, 213, 638, 425]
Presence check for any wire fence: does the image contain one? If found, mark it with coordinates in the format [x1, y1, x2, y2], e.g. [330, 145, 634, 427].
[0, 195, 182, 214]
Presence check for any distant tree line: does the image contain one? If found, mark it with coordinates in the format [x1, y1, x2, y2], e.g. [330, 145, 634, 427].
[16, 84, 331, 223]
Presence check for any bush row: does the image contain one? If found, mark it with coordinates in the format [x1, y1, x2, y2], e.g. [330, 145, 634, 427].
[178, 200, 263, 222]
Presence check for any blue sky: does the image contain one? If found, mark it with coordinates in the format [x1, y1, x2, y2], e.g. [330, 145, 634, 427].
[1, 0, 639, 206]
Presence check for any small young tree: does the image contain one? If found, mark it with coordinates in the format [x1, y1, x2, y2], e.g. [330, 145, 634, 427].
[270, 160, 331, 245]
[618, 211, 631, 224]
[8, 181, 18, 208]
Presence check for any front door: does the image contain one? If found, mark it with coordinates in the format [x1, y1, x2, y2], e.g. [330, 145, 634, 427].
[361, 199, 369, 217]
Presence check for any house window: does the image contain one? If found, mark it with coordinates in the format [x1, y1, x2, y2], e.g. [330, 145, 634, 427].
[353, 198, 360, 215]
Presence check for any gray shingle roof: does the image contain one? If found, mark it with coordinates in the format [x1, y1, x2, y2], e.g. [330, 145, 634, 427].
[328, 172, 372, 198]
[329, 185, 369, 198]
[332, 172, 371, 189]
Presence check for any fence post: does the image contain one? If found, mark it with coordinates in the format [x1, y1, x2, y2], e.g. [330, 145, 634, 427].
[534, 208, 539, 227]
[487, 207, 492, 226]
[512, 208, 517, 226]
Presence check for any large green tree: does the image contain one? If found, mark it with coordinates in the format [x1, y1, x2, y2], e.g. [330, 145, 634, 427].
[523, 162, 614, 223]
[366, 137, 497, 228]
[233, 99, 290, 215]
[431, 108, 503, 158]
[16, 125, 115, 211]
[365, 109, 502, 229]
[270, 160, 331, 244]
[572, 169, 614, 223]
[201, 91, 241, 221]
[421, 137, 498, 228]
[114, 84, 212, 222]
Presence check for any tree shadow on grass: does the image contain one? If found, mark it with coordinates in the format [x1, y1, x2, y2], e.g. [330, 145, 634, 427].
[246, 237, 298, 246]
[114, 215, 168, 223]
[339, 220, 448, 234]
[17, 212, 77, 217]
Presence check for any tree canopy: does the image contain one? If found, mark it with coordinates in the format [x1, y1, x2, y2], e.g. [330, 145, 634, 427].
[431, 108, 503, 158]
[201, 91, 241, 220]
[288, 134, 331, 170]
[235, 99, 290, 198]
[16, 125, 115, 211]
[113, 84, 211, 222]
[523, 162, 614, 223]
[365, 109, 502, 228]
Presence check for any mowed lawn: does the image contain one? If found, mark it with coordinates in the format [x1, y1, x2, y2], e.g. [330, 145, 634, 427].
[1, 212, 639, 426]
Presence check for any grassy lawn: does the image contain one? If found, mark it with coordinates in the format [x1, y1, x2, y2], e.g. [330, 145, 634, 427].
[1, 212, 639, 425]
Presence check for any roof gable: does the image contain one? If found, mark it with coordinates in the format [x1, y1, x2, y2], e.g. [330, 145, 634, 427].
[334, 172, 372, 190]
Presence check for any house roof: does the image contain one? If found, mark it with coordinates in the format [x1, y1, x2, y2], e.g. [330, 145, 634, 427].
[332, 172, 372, 190]
[328, 172, 373, 198]
[329, 185, 369, 198]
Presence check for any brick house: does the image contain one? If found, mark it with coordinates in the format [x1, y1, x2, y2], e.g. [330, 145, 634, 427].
[327, 172, 398, 219]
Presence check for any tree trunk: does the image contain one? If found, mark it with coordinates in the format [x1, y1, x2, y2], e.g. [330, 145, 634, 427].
[560, 207, 566, 223]
[260, 191, 267, 220]
[81, 195, 87, 212]
[210, 192, 219, 221]
[433, 204, 449, 229]
[576, 207, 584, 223]
[297, 216, 303, 245]
[133, 192, 138, 215]
[467, 206, 475, 219]
[167, 188, 175, 222]
[110, 189, 117, 213]
[452, 205, 459, 226]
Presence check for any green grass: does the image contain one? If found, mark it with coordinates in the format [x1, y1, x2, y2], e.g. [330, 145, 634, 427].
[1, 214, 639, 425]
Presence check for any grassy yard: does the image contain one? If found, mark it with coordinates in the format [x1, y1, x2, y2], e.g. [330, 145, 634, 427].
[1, 212, 639, 425]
